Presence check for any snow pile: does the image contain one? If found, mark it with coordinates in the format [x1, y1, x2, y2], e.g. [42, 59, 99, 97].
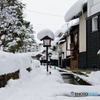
[87, 71, 100, 85]
[78, 71, 100, 85]
[0, 51, 100, 100]
[0, 65, 100, 100]
[64, 0, 87, 22]
[0, 51, 35, 75]
[37, 29, 55, 40]
[72, 71, 100, 85]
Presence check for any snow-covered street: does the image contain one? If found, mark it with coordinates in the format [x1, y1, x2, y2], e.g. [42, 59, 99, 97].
[0, 51, 100, 100]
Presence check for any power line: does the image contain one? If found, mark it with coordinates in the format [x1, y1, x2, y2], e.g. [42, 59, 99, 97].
[25, 10, 64, 17]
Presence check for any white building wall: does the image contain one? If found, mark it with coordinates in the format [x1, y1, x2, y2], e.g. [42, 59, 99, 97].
[55, 44, 59, 55]
[88, 0, 100, 17]
[62, 42, 66, 59]
[79, 12, 87, 52]
[66, 36, 70, 56]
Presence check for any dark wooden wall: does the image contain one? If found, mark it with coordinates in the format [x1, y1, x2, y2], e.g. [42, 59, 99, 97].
[86, 13, 100, 69]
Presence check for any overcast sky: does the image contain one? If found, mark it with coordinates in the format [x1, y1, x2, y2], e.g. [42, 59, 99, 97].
[21, 0, 78, 43]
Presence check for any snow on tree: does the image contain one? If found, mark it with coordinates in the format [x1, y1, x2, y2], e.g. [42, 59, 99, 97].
[0, 0, 36, 53]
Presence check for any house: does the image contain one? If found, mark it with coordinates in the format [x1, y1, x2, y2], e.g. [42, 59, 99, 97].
[86, 0, 100, 69]
[52, 19, 79, 69]
[62, 19, 79, 69]
[51, 32, 63, 67]
[64, 0, 100, 70]
[58, 37, 66, 68]
[64, 0, 87, 69]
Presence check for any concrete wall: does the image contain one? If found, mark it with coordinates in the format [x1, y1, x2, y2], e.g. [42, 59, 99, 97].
[79, 12, 87, 52]
[88, 0, 100, 17]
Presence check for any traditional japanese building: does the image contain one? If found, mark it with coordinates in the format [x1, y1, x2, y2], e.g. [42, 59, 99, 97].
[86, 0, 100, 69]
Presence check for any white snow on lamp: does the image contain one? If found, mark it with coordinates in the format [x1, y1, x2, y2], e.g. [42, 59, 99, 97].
[37, 29, 55, 47]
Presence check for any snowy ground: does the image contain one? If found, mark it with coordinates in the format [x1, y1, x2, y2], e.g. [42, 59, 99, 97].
[0, 51, 100, 100]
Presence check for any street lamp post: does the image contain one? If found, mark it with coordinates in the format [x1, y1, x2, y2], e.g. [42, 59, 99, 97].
[42, 36, 52, 72]
[37, 29, 54, 74]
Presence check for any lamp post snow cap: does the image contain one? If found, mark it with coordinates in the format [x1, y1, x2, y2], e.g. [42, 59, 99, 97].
[37, 29, 55, 41]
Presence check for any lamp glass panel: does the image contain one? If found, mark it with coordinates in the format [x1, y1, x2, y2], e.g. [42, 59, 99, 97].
[43, 39, 51, 46]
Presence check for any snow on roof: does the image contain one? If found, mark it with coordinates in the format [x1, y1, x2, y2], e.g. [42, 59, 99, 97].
[58, 39, 65, 44]
[51, 37, 60, 47]
[51, 19, 79, 48]
[56, 18, 79, 36]
[64, 0, 87, 22]
[63, 18, 79, 34]
[55, 30, 63, 37]
[37, 29, 55, 40]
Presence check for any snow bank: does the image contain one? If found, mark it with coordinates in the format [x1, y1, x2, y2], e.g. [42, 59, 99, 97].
[87, 71, 100, 85]
[71, 70, 100, 85]
[0, 51, 35, 75]
[64, 0, 87, 22]
[79, 71, 100, 85]
[0, 65, 100, 100]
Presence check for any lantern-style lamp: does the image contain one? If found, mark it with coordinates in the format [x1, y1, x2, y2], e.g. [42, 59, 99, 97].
[37, 29, 54, 74]
[41, 36, 53, 47]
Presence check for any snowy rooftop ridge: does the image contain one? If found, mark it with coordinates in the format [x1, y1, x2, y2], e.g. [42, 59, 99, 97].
[64, 0, 87, 22]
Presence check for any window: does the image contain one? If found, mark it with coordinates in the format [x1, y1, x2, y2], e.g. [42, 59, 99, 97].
[92, 16, 98, 32]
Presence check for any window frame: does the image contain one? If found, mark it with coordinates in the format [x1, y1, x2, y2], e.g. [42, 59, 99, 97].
[92, 16, 98, 32]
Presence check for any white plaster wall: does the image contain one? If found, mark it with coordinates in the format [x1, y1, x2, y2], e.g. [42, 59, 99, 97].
[52, 50, 55, 55]
[62, 42, 66, 59]
[55, 44, 59, 55]
[88, 0, 100, 16]
[67, 36, 70, 56]
[79, 12, 87, 52]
